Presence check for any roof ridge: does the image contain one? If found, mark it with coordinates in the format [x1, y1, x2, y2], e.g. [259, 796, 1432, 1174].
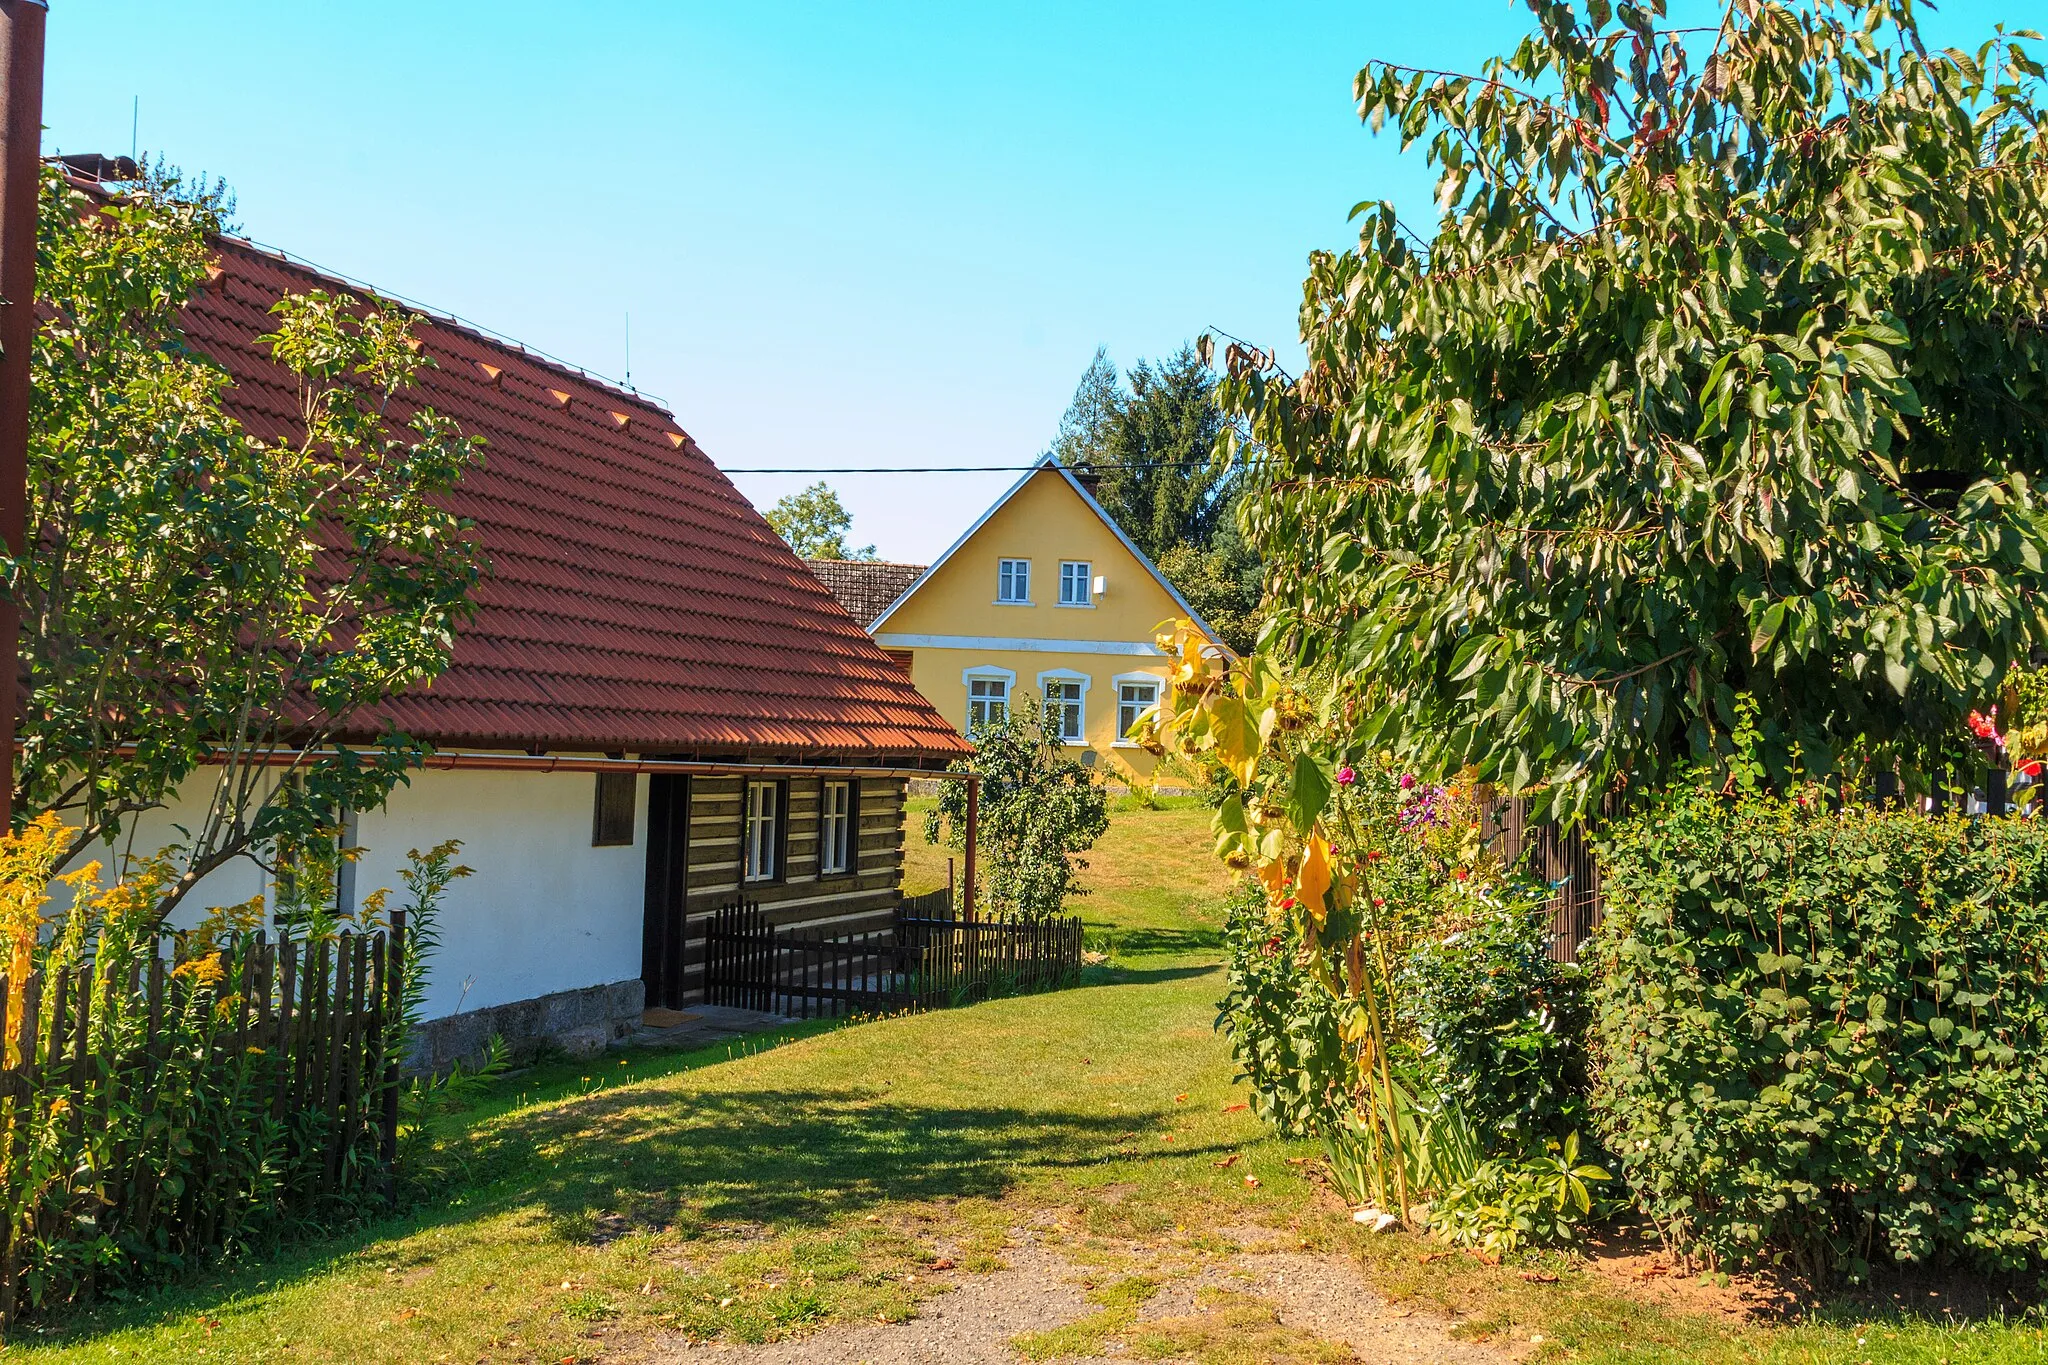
[213, 233, 676, 420]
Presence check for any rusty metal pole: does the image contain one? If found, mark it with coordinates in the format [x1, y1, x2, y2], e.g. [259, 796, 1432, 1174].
[0, 0, 45, 832]
[961, 774, 978, 920]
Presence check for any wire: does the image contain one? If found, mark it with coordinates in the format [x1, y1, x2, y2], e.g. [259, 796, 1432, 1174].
[720, 460, 1222, 474]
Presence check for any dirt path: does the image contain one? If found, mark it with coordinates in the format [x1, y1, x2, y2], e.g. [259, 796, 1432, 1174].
[635, 1228, 1508, 1365]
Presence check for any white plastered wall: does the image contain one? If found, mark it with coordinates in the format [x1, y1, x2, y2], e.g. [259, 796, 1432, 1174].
[60, 761, 649, 1022]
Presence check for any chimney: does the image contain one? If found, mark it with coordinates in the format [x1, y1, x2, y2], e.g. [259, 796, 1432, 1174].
[54, 152, 140, 183]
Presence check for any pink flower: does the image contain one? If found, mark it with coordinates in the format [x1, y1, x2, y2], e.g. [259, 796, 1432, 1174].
[1398, 773, 1416, 790]
[1336, 766, 1356, 786]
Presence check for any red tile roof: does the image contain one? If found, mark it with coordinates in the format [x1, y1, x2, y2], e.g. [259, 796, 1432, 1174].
[804, 559, 927, 629]
[176, 235, 969, 762]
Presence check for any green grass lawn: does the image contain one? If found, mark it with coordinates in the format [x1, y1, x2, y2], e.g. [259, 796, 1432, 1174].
[13, 804, 2048, 1362]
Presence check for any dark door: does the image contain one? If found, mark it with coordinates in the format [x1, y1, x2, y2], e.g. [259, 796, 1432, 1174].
[641, 774, 691, 1008]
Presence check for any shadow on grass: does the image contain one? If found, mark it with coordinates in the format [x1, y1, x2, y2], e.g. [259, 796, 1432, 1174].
[1088, 926, 1224, 957]
[1082, 963, 1221, 987]
[26, 1045, 1192, 1346]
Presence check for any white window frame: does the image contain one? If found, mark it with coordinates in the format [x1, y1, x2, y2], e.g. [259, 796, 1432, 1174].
[1036, 667, 1091, 746]
[963, 665, 1017, 733]
[743, 780, 780, 882]
[1111, 671, 1163, 747]
[996, 558, 1032, 604]
[819, 780, 854, 875]
[1058, 560, 1093, 607]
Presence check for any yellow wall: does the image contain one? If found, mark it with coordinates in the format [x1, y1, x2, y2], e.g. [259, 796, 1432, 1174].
[876, 467, 1209, 779]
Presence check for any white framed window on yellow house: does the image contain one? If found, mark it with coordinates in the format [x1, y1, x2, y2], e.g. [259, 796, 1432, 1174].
[743, 779, 782, 882]
[1058, 560, 1092, 606]
[1037, 668, 1089, 744]
[1113, 673, 1161, 745]
[964, 666, 1016, 733]
[819, 779, 855, 876]
[997, 558, 1031, 603]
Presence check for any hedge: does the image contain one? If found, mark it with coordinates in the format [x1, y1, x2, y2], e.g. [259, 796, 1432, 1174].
[1589, 781, 2048, 1277]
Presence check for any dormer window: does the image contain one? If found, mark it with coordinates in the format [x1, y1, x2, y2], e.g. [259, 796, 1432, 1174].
[997, 558, 1031, 603]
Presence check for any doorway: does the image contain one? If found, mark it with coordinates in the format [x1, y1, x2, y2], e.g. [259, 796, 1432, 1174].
[640, 773, 691, 1008]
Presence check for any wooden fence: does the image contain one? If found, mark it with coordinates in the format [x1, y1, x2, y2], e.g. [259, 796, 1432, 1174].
[0, 914, 406, 1326]
[703, 896, 1084, 1019]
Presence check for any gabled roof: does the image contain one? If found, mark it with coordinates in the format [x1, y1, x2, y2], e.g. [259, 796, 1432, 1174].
[804, 559, 927, 630]
[869, 455, 1222, 642]
[175, 232, 968, 761]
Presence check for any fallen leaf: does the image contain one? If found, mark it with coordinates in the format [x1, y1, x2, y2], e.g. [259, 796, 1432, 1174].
[1417, 1252, 1454, 1264]
[1081, 1058, 1092, 1065]
[1214, 1154, 1241, 1169]
[1175, 1093, 1188, 1104]
[1222, 1102, 1248, 1113]
[1243, 1175, 1262, 1188]
[1635, 1264, 1670, 1280]
[1284, 1156, 1312, 1166]
[929, 1257, 956, 1271]
[396, 1307, 421, 1321]
[1162, 1135, 1175, 1143]
[1470, 1251, 1501, 1266]
[1520, 1271, 1560, 1283]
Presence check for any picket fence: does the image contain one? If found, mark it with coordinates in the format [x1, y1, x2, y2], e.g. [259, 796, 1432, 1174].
[0, 913, 406, 1326]
[703, 894, 1084, 1018]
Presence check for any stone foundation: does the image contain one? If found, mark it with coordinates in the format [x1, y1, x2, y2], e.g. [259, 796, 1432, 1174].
[411, 978, 645, 1074]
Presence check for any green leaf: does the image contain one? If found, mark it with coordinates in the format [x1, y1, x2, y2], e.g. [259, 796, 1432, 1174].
[1285, 752, 1333, 836]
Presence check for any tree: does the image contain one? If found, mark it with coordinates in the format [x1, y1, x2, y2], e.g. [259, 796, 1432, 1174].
[1047, 345, 1265, 650]
[925, 703, 1109, 919]
[1047, 346, 1121, 471]
[764, 481, 874, 560]
[14, 166, 484, 919]
[1216, 0, 2048, 821]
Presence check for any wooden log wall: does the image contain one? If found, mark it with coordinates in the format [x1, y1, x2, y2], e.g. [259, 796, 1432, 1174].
[674, 775, 908, 1002]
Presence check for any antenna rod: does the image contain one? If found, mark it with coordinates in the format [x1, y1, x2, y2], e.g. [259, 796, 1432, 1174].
[130, 94, 138, 162]
[624, 310, 631, 386]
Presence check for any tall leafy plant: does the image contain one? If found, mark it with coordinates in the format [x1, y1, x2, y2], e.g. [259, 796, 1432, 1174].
[1216, 0, 2048, 821]
[16, 165, 484, 921]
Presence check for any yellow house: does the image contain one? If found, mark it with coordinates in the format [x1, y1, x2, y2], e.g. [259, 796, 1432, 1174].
[869, 456, 1222, 777]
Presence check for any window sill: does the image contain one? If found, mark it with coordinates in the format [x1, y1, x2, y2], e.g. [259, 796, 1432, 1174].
[1053, 600, 1096, 609]
[1060, 739, 1089, 747]
[1111, 739, 1143, 749]
[993, 599, 1034, 607]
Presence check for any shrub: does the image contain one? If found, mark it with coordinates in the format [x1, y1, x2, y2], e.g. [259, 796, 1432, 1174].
[1216, 887, 1346, 1138]
[1428, 1135, 1611, 1257]
[1406, 880, 1591, 1153]
[926, 704, 1109, 919]
[1591, 776, 2048, 1277]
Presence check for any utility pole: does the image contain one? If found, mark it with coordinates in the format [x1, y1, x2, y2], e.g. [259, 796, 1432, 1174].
[0, 0, 45, 830]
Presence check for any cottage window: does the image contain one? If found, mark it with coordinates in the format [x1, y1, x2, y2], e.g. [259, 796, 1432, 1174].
[968, 675, 1009, 730]
[1059, 561, 1092, 606]
[820, 780, 855, 875]
[1044, 679, 1085, 744]
[744, 780, 781, 882]
[592, 772, 636, 846]
[997, 558, 1031, 603]
[1116, 679, 1159, 743]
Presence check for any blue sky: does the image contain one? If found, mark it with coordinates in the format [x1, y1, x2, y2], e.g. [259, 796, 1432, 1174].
[41, 1, 2022, 561]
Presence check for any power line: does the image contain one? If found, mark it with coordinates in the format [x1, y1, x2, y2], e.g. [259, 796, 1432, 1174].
[720, 460, 1222, 474]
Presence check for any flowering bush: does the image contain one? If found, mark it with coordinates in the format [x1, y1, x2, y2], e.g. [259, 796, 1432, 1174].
[1406, 880, 1591, 1153]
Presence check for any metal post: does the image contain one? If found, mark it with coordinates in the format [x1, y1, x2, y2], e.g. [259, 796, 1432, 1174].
[0, 0, 45, 832]
[962, 775, 979, 921]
